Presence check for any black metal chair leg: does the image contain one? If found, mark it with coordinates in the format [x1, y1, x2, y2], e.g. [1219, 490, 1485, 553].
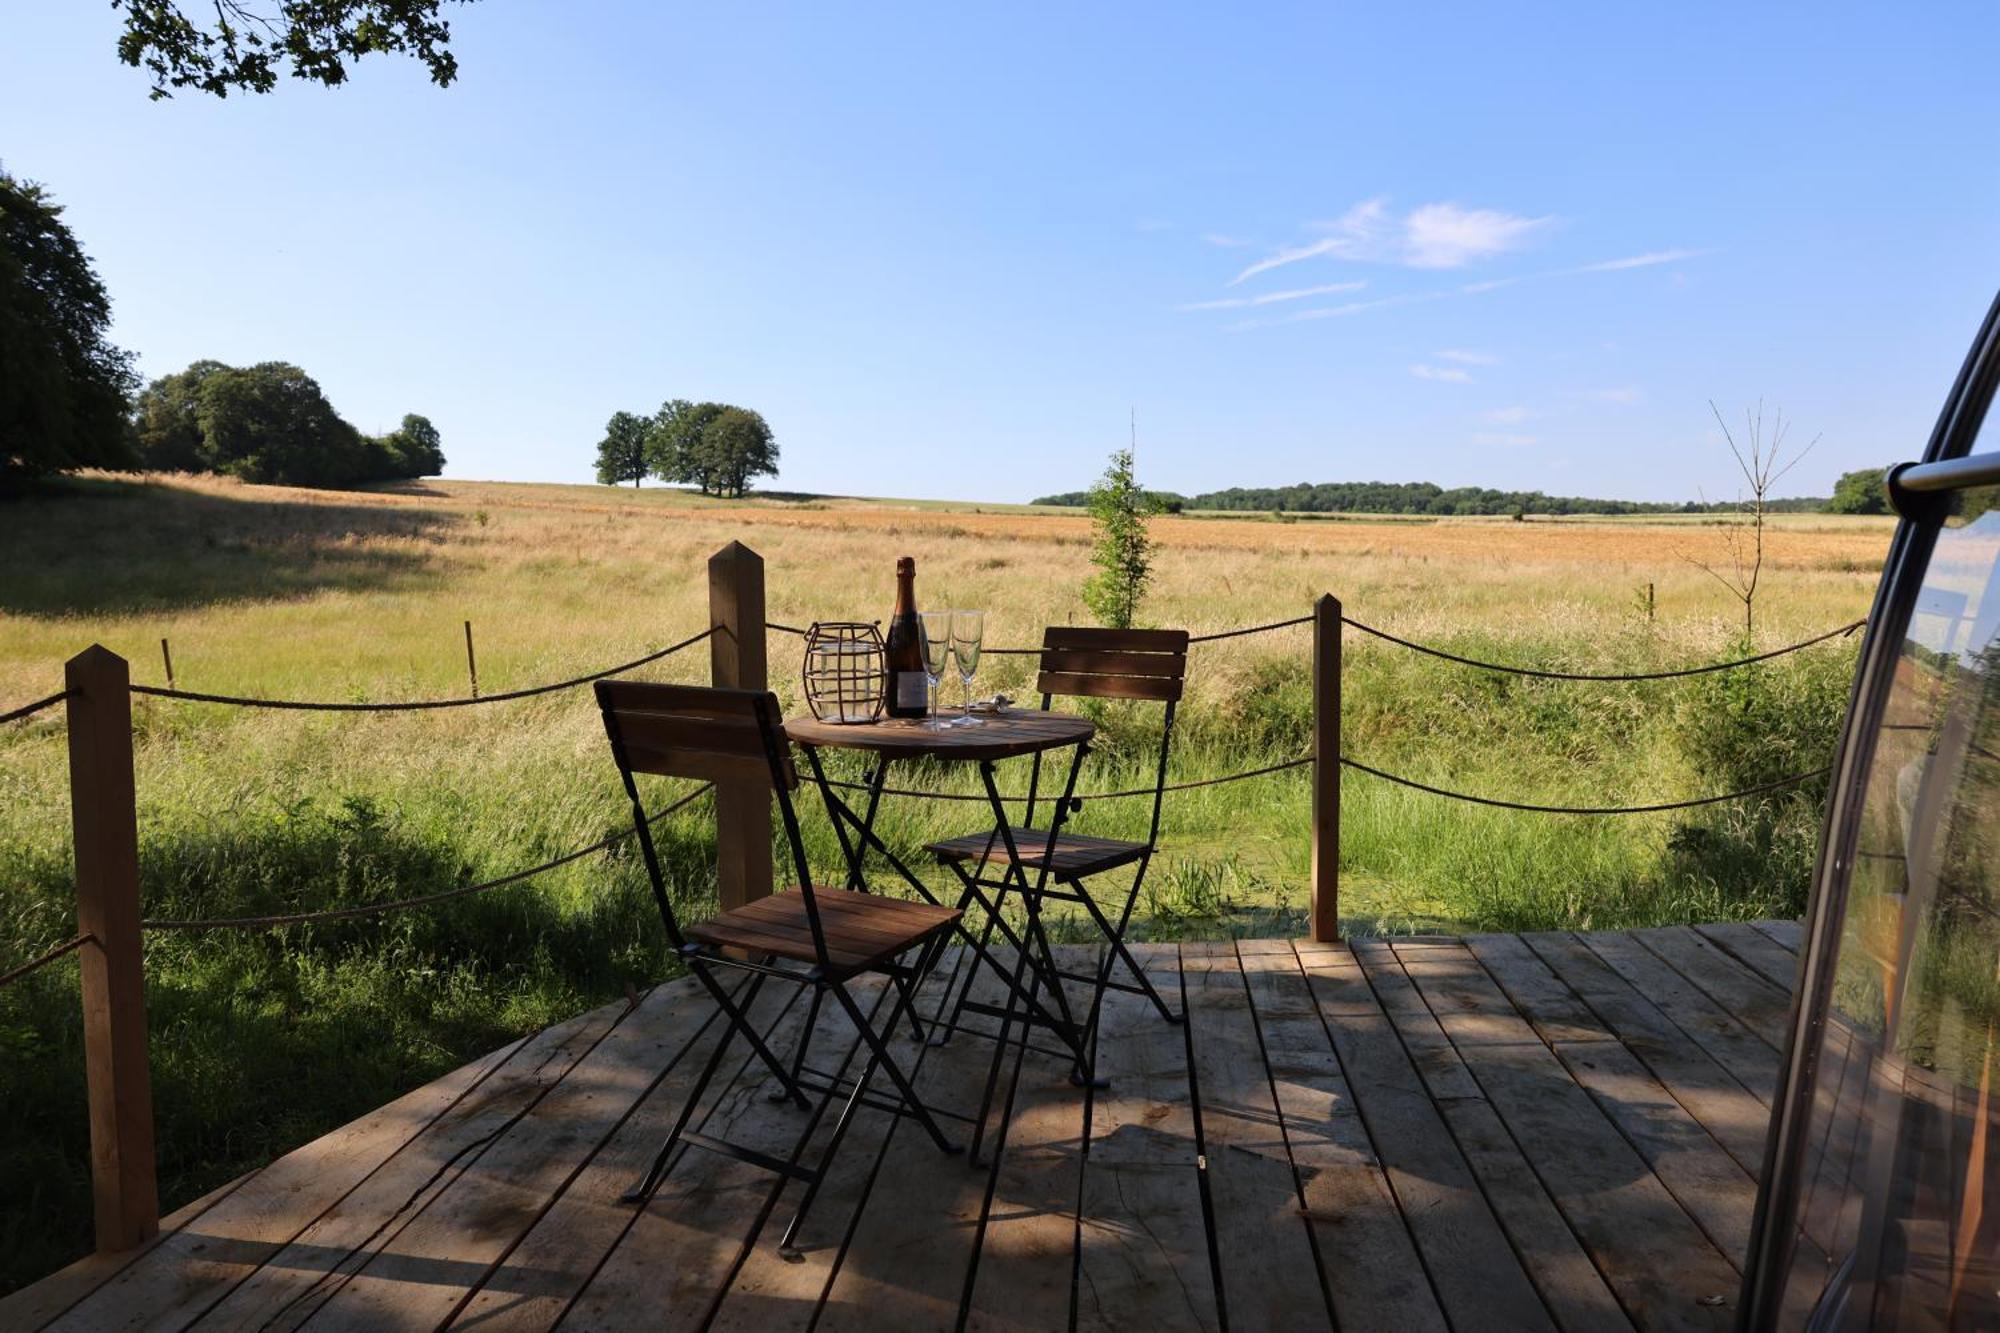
[698, 962, 811, 1110]
[1079, 865, 1184, 1025]
[771, 983, 825, 1103]
[968, 928, 1038, 1168]
[777, 976, 927, 1257]
[621, 999, 743, 1205]
[830, 981, 961, 1157]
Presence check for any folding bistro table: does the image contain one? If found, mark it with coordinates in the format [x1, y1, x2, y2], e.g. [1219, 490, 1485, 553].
[784, 709, 1100, 1153]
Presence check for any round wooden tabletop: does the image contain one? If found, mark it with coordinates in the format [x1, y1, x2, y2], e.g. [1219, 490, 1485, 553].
[784, 709, 1093, 761]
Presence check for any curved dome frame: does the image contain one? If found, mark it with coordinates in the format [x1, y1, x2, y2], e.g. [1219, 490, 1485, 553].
[1741, 290, 2000, 1329]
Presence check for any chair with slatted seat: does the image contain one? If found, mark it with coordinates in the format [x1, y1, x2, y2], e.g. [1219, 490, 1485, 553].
[925, 626, 1189, 1041]
[596, 679, 963, 1254]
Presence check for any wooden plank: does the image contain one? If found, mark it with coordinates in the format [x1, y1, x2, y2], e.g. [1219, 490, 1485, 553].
[705, 954, 960, 1332]
[1310, 594, 1339, 942]
[41, 1033, 529, 1333]
[1694, 922, 1800, 993]
[192, 1005, 622, 1330]
[297, 978, 728, 1330]
[1178, 940, 1334, 1330]
[1388, 943, 1742, 1332]
[1519, 933, 1772, 1174]
[1073, 942, 1219, 1333]
[963, 945, 1097, 1332]
[813, 949, 1023, 1331]
[1036, 670, 1182, 703]
[556, 975, 840, 1331]
[1041, 627, 1189, 653]
[1630, 927, 1793, 1052]
[444, 974, 794, 1331]
[1336, 941, 1633, 1333]
[1550, 1039, 1763, 1265]
[709, 540, 773, 911]
[0, 1168, 258, 1330]
[65, 645, 159, 1252]
[1036, 647, 1186, 679]
[1578, 931, 1782, 1106]
[1236, 941, 1461, 1332]
[1753, 919, 1804, 952]
[1461, 933, 1607, 1045]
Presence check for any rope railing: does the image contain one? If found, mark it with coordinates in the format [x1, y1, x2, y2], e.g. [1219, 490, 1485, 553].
[0, 933, 92, 990]
[1, 689, 70, 726]
[140, 784, 714, 933]
[127, 627, 715, 713]
[819, 749, 1825, 815]
[1340, 616, 1867, 681]
[768, 612, 1864, 675]
[1340, 756, 1832, 815]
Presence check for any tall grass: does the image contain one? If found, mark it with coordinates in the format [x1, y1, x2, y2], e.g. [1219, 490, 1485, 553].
[0, 473, 1885, 1289]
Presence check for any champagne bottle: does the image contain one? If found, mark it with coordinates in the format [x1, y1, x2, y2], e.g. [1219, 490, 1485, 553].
[884, 556, 928, 719]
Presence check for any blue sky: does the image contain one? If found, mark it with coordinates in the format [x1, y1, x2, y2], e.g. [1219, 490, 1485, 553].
[5, 2, 1995, 502]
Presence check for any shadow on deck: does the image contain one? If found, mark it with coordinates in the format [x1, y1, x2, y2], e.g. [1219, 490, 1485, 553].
[6, 922, 1803, 1332]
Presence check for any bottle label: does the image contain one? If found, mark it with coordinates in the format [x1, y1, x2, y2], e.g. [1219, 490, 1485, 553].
[895, 671, 928, 709]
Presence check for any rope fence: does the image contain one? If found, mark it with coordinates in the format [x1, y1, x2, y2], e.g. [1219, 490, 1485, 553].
[1339, 616, 1867, 682]
[1340, 757, 1833, 815]
[139, 784, 714, 933]
[0, 933, 92, 991]
[127, 627, 714, 713]
[767, 613, 1863, 675]
[821, 749, 1829, 815]
[1, 690, 70, 727]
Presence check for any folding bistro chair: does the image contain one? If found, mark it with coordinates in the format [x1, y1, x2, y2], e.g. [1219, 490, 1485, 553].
[596, 680, 963, 1253]
[925, 627, 1190, 1047]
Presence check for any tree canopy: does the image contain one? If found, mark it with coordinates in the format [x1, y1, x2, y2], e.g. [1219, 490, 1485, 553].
[112, 0, 473, 100]
[0, 172, 139, 486]
[1826, 467, 1889, 515]
[594, 399, 780, 496]
[133, 360, 443, 485]
[1033, 478, 1831, 516]
[696, 407, 778, 498]
[594, 411, 651, 487]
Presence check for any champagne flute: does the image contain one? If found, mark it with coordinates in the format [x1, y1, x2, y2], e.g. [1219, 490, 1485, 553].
[919, 610, 954, 730]
[951, 609, 984, 726]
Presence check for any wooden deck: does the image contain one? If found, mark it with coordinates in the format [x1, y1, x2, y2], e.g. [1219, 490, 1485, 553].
[8, 922, 1805, 1332]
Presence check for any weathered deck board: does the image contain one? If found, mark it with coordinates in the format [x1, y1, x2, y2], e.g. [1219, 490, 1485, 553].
[1072, 942, 1217, 1332]
[15, 925, 1800, 1332]
[1385, 940, 1743, 1332]
[1337, 940, 1634, 1333]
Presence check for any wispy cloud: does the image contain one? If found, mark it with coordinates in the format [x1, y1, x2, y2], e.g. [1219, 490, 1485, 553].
[1226, 291, 1441, 332]
[1231, 198, 1550, 285]
[1482, 405, 1532, 424]
[1411, 363, 1474, 383]
[1134, 218, 1174, 233]
[1473, 431, 1538, 446]
[1178, 281, 1367, 311]
[1403, 203, 1553, 269]
[1201, 232, 1253, 248]
[1438, 348, 1498, 365]
[1574, 247, 1710, 273]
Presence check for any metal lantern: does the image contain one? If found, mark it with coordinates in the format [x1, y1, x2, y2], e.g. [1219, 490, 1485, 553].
[802, 621, 887, 723]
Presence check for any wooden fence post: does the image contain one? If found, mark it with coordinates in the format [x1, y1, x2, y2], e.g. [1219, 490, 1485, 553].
[1311, 595, 1341, 943]
[65, 645, 159, 1252]
[709, 542, 773, 911]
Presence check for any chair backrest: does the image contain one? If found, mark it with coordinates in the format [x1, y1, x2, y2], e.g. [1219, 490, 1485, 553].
[1036, 627, 1190, 704]
[1030, 626, 1190, 845]
[596, 680, 799, 791]
[595, 680, 816, 952]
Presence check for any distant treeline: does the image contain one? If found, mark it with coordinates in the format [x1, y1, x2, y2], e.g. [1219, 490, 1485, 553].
[1032, 480, 1830, 516]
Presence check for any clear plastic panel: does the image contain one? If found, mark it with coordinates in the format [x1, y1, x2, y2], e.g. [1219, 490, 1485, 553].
[1779, 490, 2000, 1328]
